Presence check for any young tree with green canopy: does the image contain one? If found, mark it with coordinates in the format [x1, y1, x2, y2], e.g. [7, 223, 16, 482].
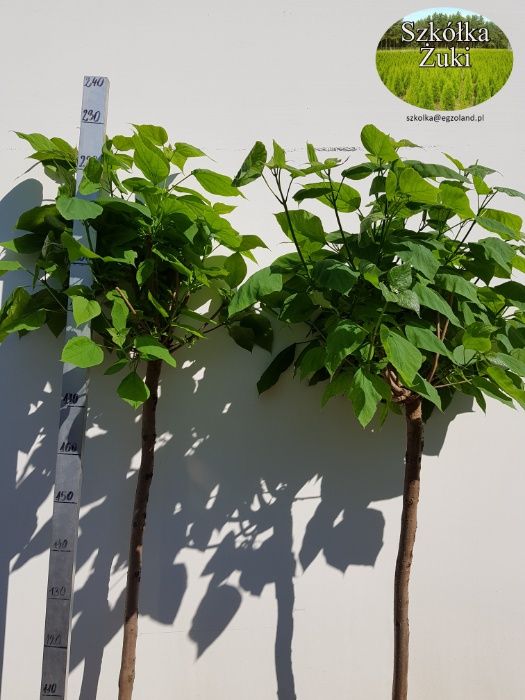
[227, 126, 525, 699]
[0, 127, 272, 699]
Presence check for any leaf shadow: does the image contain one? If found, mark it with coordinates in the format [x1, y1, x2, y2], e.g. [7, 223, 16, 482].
[1, 179, 474, 697]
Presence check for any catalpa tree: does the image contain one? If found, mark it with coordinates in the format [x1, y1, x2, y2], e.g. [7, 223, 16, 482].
[227, 125, 525, 700]
[0, 125, 271, 700]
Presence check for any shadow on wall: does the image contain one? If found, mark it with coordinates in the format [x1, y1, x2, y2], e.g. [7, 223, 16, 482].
[0, 179, 61, 689]
[0, 182, 473, 699]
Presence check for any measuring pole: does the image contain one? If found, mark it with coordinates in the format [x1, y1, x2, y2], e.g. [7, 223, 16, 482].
[40, 76, 109, 700]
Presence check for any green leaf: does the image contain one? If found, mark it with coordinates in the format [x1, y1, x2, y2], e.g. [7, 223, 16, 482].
[16, 131, 57, 152]
[229, 268, 283, 316]
[0, 260, 22, 276]
[147, 291, 169, 318]
[72, 297, 101, 325]
[473, 176, 491, 195]
[193, 169, 241, 197]
[174, 142, 206, 158]
[237, 234, 267, 252]
[394, 289, 421, 315]
[380, 326, 423, 384]
[107, 327, 128, 348]
[413, 283, 461, 326]
[97, 197, 151, 218]
[213, 202, 236, 215]
[136, 259, 155, 286]
[493, 282, 525, 306]
[326, 321, 367, 375]
[361, 261, 381, 288]
[294, 182, 361, 213]
[494, 186, 525, 201]
[16, 204, 62, 234]
[238, 313, 273, 352]
[396, 139, 420, 149]
[133, 136, 170, 184]
[0, 287, 32, 331]
[405, 324, 450, 357]
[56, 196, 102, 221]
[267, 140, 286, 168]
[4, 310, 46, 336]
[293, 184, 332, 203]
[321, 370, 354, 406]
[60, 232, 100, 261]
[399, 168, 439, 205]
[61, 336, 104, 368]
[380, 283, 420, 314]
[466, 164, 497, 179]
[306, 142, 319, 164]
[319, 181, 361, 213]
[349, 368, 387, 427]
[462, 322, 493, 352]
[488, 353, 525, 377]
[133, 124, 168, 145]
[174, 321, 205, 338]
[408, 374, 442, 409]
[112, 135, 134, 151]
[0, 287, 46, 337]
[228, 324, 256, 351]
[397, 242, 439, 281]
[471, 376, 514, 406]
[341, 162, 377, 180]
[179, 308, 215, 325]
[232, 141, 267, 187]
[104, 358, 128, 375]
[369, 175, 386, 196]
[117, 371, 150, 409]
[152, 247, 192, 276]
[257, 343, 296, 394]
[297, 345, 326, 380]
[279, 293, 316, 323]
[275, 210, 325, 243]
[388, 263, 412, 291]
[312, 259, 359, 294]
[443, 153, 464, 171]
[439, 183, 475, 218]
[2, 233, 46, 254]
[434, 274, 480, 304]
[111, 298, 129, 332]
[135, 335, 177, 367]
[470, 238, 516, 274]
[452, 345, 476, 366]
[360, 124, 398, 162]
[477, 209, 522, 241]
[78, 157, 103, 195]
[486, 366, 525, 408]
[224, 252, 247, 287]
[404, 161, 466, 182]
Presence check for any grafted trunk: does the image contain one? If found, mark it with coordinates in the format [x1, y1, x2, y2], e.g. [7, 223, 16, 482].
[118, 359, 162, 700]
[392, 397, 424, 700]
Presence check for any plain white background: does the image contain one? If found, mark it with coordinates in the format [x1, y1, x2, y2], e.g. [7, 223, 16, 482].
[1, 2, 525, 698]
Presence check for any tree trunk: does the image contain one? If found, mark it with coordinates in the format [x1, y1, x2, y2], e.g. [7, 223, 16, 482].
[392, 396, 424, 700]
[118, 359, 162, 700]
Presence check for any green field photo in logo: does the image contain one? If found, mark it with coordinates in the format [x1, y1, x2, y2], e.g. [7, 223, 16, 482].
[376, 8, 513, 110]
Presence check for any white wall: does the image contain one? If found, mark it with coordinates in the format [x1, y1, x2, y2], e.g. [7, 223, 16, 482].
[1, 2, 525, 698]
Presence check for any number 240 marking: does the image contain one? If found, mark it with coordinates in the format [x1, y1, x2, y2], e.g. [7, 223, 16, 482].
[83, 76, 105, 87]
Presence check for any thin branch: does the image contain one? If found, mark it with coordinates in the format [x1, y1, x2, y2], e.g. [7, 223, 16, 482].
[327, 171, 352, 263]
[115, 287, 137, 314]
[427, 315, 441, 383]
